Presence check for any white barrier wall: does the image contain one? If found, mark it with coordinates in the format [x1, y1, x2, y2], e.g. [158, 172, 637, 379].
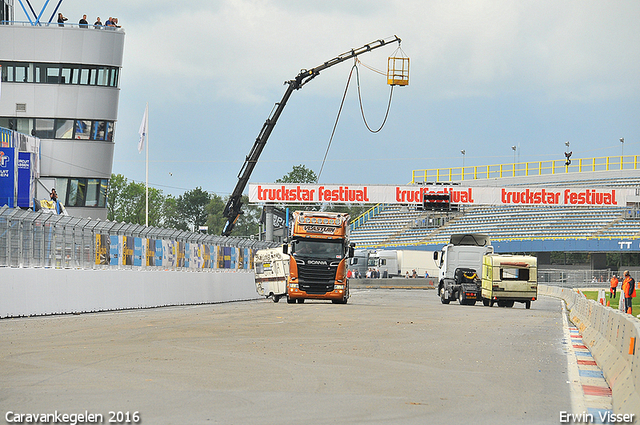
[0, 268, 259, 318]
[540, 284, 640, 415]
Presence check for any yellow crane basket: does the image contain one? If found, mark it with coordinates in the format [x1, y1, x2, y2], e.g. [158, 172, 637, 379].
[387, 46, 409, 86]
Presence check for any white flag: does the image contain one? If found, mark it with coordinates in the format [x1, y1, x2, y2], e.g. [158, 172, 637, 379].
[138, 103, 148, 153]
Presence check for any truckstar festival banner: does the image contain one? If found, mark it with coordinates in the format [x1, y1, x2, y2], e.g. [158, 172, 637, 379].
[248, 183, 638, 207]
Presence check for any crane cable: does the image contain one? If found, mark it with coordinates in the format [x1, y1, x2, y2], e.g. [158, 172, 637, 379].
[316, 63, 356, 183]
[317, 60, 395, 182]
[355, 60, 395, 133]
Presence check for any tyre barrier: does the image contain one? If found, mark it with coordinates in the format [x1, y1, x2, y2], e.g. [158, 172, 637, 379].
[540, 284, 640, 415]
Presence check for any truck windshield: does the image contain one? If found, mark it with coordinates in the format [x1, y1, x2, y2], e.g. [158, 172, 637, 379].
[293, 240, 343, 259]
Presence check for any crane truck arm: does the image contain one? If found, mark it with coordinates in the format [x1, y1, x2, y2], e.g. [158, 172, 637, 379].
[221, 35, 402, 236]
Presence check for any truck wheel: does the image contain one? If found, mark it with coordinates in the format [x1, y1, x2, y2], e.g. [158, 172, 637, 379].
[273, 295, 280, 303]
[483, 298, 490, 307]
[440, 288, 450, 304]
[505, 301, 514, 308]
[458, 290, 466, 305]
[497, 300, 505, 307]
[525, 301, 531, 309]
[297, 299, 305, 304]
[287, 297, 296, 304]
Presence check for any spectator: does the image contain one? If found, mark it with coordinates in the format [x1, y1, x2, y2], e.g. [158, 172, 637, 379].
[412, 269, 418, 278]
[79, 14, 88, 28]
[610, 274, 619, 299]
[94, 17, 102, 28]
[424, 271, 429, 278]
[405, 271, 409, 279]
[113, 17, 120, 28]
[57, 13, 68, 27]
[105, 17, 113, 27]
[622, 270, 636, 314]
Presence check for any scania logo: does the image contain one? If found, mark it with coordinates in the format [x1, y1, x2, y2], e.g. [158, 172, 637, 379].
[307, 260, 327, 265]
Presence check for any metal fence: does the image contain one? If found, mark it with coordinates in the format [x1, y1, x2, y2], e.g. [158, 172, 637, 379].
[0, 206, 278, 270]
[538, 268, 633, 289]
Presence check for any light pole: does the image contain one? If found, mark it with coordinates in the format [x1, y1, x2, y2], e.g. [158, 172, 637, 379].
[564, 141, 572, 170]
[460, 150, 466, 179]
[511, 146, 516, 176]
[620, 138, 625, 169]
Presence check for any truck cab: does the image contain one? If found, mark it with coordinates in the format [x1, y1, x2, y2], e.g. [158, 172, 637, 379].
[284, 211, 353, 304]
[434, 234, 494, 305]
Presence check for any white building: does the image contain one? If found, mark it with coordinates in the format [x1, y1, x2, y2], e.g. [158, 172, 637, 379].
[0, 0, 125, 219]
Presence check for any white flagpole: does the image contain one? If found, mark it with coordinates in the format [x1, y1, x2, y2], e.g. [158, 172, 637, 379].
[145, 103, 149, 227]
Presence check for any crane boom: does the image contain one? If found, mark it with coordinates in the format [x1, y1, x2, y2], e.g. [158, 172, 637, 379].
[222, 35, 401, 236]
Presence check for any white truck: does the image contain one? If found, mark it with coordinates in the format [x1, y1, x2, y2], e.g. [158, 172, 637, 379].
[368, 249, 438, 278]
[254, 247, 290, 303]
[348, 249, 371, 278]
[434, 234, 494, 305]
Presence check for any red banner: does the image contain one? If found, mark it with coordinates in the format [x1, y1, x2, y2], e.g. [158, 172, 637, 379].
[248, 183, 636, 207]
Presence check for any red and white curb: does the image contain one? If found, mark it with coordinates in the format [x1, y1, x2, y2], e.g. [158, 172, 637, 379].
[562, 302, 613, 422]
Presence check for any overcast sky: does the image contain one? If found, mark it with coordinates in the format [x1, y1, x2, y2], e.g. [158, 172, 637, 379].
[53, 0, 640, 196]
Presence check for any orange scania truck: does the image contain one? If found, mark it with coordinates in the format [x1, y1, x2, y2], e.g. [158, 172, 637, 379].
[283, 211, 354, 304]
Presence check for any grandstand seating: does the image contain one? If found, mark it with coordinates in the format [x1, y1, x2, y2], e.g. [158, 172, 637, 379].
[350, 204, 640, 248]
[350, 167, 640, 248]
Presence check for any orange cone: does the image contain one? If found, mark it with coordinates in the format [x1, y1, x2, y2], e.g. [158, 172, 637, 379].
[607, 300, 610, 307]
[628, 307, 633, 315]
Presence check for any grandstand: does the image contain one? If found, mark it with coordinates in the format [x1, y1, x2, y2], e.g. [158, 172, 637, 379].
[350, 155, 640, 252]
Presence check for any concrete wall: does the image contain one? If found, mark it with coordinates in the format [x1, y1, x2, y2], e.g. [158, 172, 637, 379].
[540, 284, 640, 415]
[0, 268, 259, 318]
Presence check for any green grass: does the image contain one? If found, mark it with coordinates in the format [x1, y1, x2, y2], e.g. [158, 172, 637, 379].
[580, 290, 640, 311]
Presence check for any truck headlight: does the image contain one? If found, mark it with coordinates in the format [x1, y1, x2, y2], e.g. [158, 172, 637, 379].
[289, 283, 299, 289]
[335, 284, 345, 290]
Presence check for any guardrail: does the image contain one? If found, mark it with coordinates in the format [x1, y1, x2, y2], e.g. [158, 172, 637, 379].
[412, 155, 640, 183]
[0, 20, 124, 30]
[541, 284, 640, 415]
[0, 206, 278, 271]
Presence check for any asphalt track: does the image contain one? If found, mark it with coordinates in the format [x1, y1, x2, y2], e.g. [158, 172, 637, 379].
[0, 289, 574, 425]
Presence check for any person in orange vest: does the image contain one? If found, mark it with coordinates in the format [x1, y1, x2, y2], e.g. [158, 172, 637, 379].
[622, 270, 636, 314]
[610, 274, 619, 299]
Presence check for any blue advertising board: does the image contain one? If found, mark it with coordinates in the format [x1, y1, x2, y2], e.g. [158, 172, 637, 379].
[109, 235, 119, 265]
[133, 237, 143, 267]
[155, 240, 163, 266]
[0, 147, 16, 207]
[17, 152, 32, 208]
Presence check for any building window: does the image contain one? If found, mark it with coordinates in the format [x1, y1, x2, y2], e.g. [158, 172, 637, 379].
[1, 117, 115, 141]
[91, 121, 106, 140]
[35, 118, 55, 138]
[98, 179, 108, 207]
[74, 120, 91, 139]
[54, 177, 109, 208]
[1, 61, 120, 87]
[55, 119, 74, 139]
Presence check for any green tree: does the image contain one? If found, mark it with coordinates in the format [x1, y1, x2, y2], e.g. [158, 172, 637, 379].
[205, 194, 227, 235]
[276, 164, 317, 183]
[177, 187, 211, 231]
[233, 195, 261, 236]
[161, 195, 187, 230]
[107, 174, 164, 226]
